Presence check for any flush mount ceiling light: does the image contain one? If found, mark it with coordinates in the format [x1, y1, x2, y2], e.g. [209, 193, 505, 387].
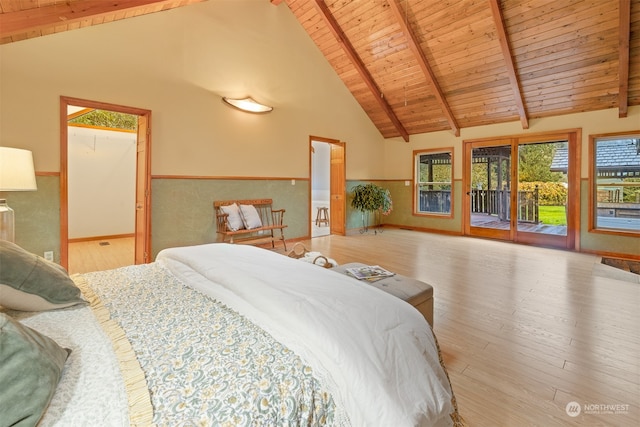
[222, 97, 273, 114]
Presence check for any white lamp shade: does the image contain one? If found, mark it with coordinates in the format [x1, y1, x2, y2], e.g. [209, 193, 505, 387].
[0, 147, 37, 191]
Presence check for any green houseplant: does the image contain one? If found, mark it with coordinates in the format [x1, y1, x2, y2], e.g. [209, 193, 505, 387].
[350, 183, 392, 233]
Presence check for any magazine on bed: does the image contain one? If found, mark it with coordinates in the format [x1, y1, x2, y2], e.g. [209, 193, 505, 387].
[345, 265, 395, 282]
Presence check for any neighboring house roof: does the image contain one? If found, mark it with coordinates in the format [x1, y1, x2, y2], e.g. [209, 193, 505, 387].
[551, 139, 640, 176]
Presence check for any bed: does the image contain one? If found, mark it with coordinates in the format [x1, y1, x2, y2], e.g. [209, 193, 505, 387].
[0, 241, 465, 427]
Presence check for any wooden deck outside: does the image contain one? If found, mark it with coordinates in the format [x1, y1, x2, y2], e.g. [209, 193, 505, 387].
[471, 213, 640, 235]
[471, 213, 567, 235]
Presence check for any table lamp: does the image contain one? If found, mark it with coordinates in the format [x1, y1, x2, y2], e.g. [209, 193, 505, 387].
[0, 147, 37, 242]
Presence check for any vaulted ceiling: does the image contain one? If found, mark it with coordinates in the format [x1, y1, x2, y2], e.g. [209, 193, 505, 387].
[280, 0, 640, 140]
[2, 0, 638, 141]
[0, 0, 206, 44]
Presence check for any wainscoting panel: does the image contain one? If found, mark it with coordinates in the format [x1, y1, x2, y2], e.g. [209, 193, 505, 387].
[151, 178, 308, 259]
[1, 175, 60, 262]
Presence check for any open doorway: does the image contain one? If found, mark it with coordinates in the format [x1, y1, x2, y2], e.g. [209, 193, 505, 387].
[310, 136, 345, 238]
[311, 140, 331, 237]
[60, 96, 151, 271]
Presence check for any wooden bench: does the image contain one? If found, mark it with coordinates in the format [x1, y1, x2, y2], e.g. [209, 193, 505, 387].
[214, 199, 287, 250]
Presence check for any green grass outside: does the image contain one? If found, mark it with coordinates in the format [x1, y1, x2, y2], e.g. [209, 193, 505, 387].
[538, 205, 566, 225]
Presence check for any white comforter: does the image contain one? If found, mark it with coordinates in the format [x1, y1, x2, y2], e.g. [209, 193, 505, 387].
[157, 243, 455, 427]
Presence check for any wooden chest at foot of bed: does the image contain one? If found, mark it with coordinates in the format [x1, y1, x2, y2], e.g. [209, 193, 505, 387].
[331, 262, 434, 326]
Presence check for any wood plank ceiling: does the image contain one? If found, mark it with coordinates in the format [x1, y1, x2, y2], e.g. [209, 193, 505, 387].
[0, 0, 206, 44]
[1, 1, 638, 141]
[280, 0, 640, 141]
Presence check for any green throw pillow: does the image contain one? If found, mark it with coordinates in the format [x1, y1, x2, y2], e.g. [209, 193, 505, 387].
[0, 313, 71, 427]
[0, 240, 86, 311]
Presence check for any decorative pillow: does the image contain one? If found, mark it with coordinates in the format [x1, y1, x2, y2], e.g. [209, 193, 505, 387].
[220, 203, 245, 231]
[0, 240, 86, 311]
[239, 204, 263, 229]
[0, 313, 71, 427]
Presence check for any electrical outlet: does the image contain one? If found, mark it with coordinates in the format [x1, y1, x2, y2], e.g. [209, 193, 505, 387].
[44, 251, 54, 262]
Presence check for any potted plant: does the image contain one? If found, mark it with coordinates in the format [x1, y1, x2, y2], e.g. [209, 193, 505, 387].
[350, 183, 393, 233]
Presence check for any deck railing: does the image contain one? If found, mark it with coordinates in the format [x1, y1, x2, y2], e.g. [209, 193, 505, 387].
[418, 190, 451, 213]
[418, 188, 539, 222]
[517, 188, 540, 223]
[469, 187, 539, 223]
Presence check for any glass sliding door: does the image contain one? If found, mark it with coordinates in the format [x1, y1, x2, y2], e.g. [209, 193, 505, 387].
[466, 141, 514, 240]
[516, 139, 570, 247]
[516, 140, 568, 237]
[464, 131, 579, 249]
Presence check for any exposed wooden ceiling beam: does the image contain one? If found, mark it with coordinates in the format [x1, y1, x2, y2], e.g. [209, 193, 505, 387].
[313, 0, 410, 142]
[0, 0, 203, 39]
[618, 0, 631, 118]
[488, 0, 529, 130]
[388, 0, 460, 137]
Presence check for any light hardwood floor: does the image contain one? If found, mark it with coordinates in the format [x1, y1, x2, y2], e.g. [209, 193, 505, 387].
[303, 229, 639, 427]
[70, 230, 639, 426]
[68, 237, 134, 275]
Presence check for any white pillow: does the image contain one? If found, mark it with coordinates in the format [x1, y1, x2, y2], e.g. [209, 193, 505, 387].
[239, 204, 263, 229]
[220, 203, 244, 231]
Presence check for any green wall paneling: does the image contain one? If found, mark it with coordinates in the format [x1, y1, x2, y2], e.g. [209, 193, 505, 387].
[1, 175, 60, 262]
[346, 180, 461, 234]
[151, 178, 309, 259]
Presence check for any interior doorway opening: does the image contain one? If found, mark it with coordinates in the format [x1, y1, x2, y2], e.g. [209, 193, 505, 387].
[309, 136, 346, 238]
[60, 96, 151, 271]
[311, 140, 331, 237]
[66, 106, 137, 273]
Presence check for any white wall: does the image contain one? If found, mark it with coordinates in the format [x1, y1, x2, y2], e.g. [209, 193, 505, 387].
[382, 106, 640, 180]
[67, 127, 136, 239]
[1, 0, 637, 256]
[1, 1, 636, 184]
[0, 0, 385, 180]
[311, 141, 330, 202]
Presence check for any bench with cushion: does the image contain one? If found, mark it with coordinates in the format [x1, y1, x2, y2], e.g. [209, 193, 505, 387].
[331, 262, 434, 326]
[214, 199, 287, 250]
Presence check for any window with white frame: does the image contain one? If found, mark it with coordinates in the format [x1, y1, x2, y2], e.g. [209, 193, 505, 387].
[591, 133, 640, 234]
[415, 150, 452, 215]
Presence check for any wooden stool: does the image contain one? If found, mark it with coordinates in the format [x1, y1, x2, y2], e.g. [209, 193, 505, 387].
[315, 207, 329, 226]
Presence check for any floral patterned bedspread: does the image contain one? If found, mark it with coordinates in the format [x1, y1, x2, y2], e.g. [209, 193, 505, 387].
[83, 262, 338, 426]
